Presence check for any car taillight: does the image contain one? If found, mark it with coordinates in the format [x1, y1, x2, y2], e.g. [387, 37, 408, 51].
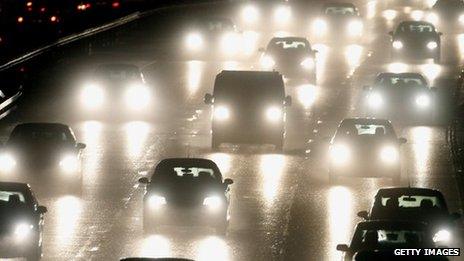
[112, 1, 120, 8]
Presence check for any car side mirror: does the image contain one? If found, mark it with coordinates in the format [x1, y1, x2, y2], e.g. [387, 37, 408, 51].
[357, 210, 369, 220]
[138, 177, 149, 184]
[258, 47, 265, 52]
[284, 95, 292, 106]
[398, 137, 407, 144]
[76, 143, 86, 150]
[451, 212, 461, 220]
[336, 244, 350, 252]
[224, 178, 234, 186]
[37, 206, 47, 214]
[204, 93, 214, 105]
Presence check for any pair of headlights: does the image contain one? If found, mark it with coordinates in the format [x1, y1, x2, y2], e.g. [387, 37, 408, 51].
[148, 194, 222, 211]
[0, 153, 79, 173]
[185, 32, 241, 54]
[392, 40, 438, 50]
[213, 105, 283, 123]
[367, 93, 431, 110]
[312, 19, 363, 37]
[260, 55, 315, 71]
[81, 83, 150, 111]
[329, 144, 399, 166]
[241, 5, 291, 25]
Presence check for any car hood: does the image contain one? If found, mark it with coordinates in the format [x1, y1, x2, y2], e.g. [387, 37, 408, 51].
[148, 182, 225, 206]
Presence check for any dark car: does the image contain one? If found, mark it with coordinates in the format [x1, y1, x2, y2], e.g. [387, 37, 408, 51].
[183, 17, 244, 57]
[80, 63, 151, 114]
[139, 158, 233, 235]
[312, 2, 363, 41]
[336, 220, 436, 261]
[204, 70, 292, 150]
[327, 118, 406, 183]
[357, 187, 461, 246]
[427, 0, 464, 30]
[0, 182, 47, 260]
[363, 73, 437, 124]
[390, 21, 442, 62]
[260, 37, 317, 82]
[0, 123, 86, 187]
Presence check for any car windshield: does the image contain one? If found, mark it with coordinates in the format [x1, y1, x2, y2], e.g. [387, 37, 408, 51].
[379, 77, 427, 88]
[153, 166, 219, 185]
[351, 228, 428, 251]
[401, 24, 435, 33]
[325, 6, 356, 15]
[96, 67, 140, 81]
[335, 123, 395, 139]
[10, 128, 72, 144]
[201, 20, 234, 31]
[0, 190, 26, 203]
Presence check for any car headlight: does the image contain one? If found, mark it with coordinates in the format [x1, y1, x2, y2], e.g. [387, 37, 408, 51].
[14, 223, 33, 241]
[459, 14, 464, 24]
[261, 55, 275, 69]
[426, 12, 439, 24]
[274, 5, 291, 24]
[203, 196, 222, 211]
[242, 5, 259, 24]
[125, 84, 150, 110]
[300, 57, 315, 70]
[186, 32, 203, 51]
[81, 83, 104, 109]
[415, 94, 431, 108]
[148, 195, 166, 209]
[0, 153, 16, 172]
[59, 154, 79, 173]
[329, 144, 350, 165]
[214, 105, 230, 121]
[265, 106, 282, 122]
[433, 229, 451, 243]
[313, 19, 327, 35]
[221, 32, 240, 54]
[348, 20, 363, 36]
[380, 146, 398, 164]
[427, 41, 438, 50]
[392, 40, 403, 49]
[368, 92, 383, 109]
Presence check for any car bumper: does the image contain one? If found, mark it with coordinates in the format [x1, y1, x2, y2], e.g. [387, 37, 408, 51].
[392, 47, 439, 59]
[144, 205, 228, 227]
[212, 122, 284, 144]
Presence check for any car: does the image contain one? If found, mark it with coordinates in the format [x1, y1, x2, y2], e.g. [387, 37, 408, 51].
[336, 220, 436, 261]
[183, 17, 244, 58]
[390, 21, 442, 62]
[80, 63, 152, 114]
[327, 118, 406, 183]
[238, 0, 292, 31]
[426, 0, 464, 30]
[357, 187, 462, 246]
[138, 158, 233, 235]
[311, 2, 363, 41]
[363, 73, 437, 124]
[0, 182, 47, 261]
[0, 123, 86, 188]
[204, 70, 292, 150]
[259, 37, 317, 82]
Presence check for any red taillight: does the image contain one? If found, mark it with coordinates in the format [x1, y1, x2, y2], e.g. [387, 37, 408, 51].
[50, 15, 58, 22]
[112, 2, 120, 8]
[17, 16, 24, 23]
[77, 3, 91, 11]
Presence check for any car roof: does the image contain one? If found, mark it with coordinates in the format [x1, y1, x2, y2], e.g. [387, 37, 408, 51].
[14, 122, 70, 131]
[0, 182, 31, 192]
[375, 187, 444, 197]
[340, 118, 392, 125]
[356, 220, 427, 230]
